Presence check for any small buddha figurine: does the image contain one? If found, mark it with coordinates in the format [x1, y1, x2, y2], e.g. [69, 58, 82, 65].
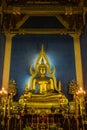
[32, 58, 54, 94]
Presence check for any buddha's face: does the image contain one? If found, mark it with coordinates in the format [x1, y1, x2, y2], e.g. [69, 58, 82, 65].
[39, 66, 46, 76]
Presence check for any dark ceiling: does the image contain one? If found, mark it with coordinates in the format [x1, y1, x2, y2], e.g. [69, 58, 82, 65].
[0, 0, 85, 6]
[0, 0, 87, 34]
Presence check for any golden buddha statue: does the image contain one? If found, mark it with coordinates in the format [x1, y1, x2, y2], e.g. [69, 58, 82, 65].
[32, 58, 55, 94]
[29, 45, 59, 94]
[19, 45, 68, 114]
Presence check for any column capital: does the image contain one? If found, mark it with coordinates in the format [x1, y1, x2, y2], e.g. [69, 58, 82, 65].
[69, 30, 81, 38]
[5, 33, 15, 38]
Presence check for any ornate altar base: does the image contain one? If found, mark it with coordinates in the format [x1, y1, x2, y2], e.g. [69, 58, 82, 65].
[19, 92, 68, 114]
[19, 93, 67, 130]
[21, 113, 64, 130]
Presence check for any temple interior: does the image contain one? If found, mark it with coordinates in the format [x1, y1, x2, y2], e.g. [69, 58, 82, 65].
[0, 0, 87, 130]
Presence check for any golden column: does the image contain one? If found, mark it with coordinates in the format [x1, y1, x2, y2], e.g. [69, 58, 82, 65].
[2, 34, 15, 91]
[70, 32, 83, 89]
[70, 32, 85, 117]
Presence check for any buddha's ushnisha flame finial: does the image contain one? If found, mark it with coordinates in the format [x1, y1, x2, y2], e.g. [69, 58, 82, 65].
[41, 44, 44, 53]
[39, 58, 46, 68]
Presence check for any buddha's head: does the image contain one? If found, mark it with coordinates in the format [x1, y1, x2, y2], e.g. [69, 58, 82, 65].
[38, 58, 47, 77]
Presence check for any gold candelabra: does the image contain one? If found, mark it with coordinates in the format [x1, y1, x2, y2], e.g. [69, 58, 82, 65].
[76, 87, 86, 116]
[0, 87, 8, 117]
[0, 83, 17, 130]
[0, 87, 7, 95]
[76, 87, 86, 96]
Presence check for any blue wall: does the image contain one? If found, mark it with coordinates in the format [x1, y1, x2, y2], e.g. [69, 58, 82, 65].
[0, 34, 5, 89]
[10, 34, 76, 98]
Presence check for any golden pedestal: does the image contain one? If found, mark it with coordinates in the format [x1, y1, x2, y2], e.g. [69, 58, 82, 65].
[19, 92, 68, 114]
